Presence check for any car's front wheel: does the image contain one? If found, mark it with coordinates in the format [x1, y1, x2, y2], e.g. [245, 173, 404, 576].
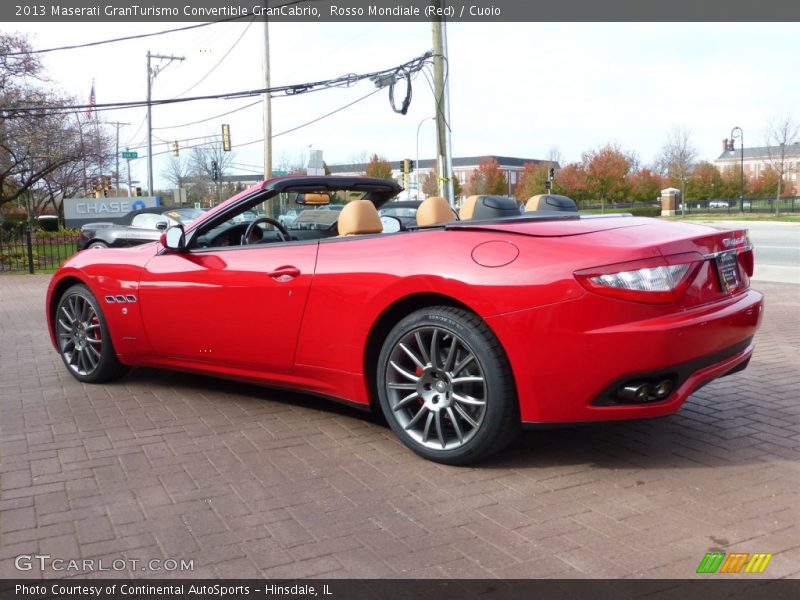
[55, 284, 128, 383]
[88, 241, 108, 249]
[377, 307, 519, 465]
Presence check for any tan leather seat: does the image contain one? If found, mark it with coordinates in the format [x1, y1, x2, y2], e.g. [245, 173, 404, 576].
[525, 195, 548, 212]
[459, 195, 480, 220]
[338, 200, 383, 236]
[416, 196, 452, 227]
[525, 194, 578, 212]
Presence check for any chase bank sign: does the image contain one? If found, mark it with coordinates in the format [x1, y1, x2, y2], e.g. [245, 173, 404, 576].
[64, 196, 160, 228]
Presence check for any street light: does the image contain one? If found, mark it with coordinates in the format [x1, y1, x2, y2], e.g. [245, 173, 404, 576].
[416, 116, 435, 200]
[731, 126, 744, 213]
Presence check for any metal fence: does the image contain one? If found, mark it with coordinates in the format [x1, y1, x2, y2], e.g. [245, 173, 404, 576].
[678, 196, 800, 214]
[0, 227, 79, 273]
[580, 197, 800, 214]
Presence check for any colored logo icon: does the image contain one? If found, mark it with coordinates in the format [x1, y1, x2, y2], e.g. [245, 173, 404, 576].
[132, 200, 146, 210]
[696, 552, 773, 574]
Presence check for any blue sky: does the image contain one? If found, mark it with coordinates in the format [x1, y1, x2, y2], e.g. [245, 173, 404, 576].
[5, 21, 798, 187]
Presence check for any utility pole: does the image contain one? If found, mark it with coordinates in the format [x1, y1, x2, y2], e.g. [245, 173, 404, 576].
[262, 19, 273, 215]
[108, 121, 129, 196]
[431, 4, 454, 206]
[146, 51, 185, 197]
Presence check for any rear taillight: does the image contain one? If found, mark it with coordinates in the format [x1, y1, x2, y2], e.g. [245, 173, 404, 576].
[738, 247, 754, 277]
[575, 254, 702, 304]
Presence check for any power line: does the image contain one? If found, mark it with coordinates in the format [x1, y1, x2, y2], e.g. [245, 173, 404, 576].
[0, 0, 311, 57]
[1, 17, 246, 57]
[3, 51, 433, 118]
[144, 85, 384, 159]
[170, 18, 256, 100]
[152, 100, 261, 130]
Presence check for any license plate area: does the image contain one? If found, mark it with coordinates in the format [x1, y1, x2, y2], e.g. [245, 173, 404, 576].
[715, 250, 742, 292]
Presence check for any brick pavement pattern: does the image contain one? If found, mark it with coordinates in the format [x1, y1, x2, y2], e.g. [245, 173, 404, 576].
[1, 275, 798, 579]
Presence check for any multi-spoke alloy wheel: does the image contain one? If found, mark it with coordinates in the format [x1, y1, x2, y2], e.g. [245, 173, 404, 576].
[55, 285, 128, 383]
[386, 326, 487, 450]
[377, 307, 519, 465]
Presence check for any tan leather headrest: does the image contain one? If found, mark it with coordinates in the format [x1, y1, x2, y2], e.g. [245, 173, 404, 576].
[338, 200, 383, 236]
[459, 195, 480, 220]
[525, 195, 547, 212]
[416, 196, 452, 227]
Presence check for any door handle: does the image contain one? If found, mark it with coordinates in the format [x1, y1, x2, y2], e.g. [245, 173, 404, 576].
[268, 266, 301, 281]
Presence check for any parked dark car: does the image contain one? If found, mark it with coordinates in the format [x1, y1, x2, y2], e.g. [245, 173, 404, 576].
[78, 207, 205, 250]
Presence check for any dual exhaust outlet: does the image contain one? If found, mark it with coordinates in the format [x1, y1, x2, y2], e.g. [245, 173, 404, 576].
[618, 378, 675, 404]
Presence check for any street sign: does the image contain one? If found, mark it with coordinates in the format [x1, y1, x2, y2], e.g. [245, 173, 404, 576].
[272, 170, 288, 176]
[121, 151, 138, 159]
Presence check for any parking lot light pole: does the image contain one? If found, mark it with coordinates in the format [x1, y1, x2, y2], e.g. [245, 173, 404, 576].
[731, 126, 744, 213]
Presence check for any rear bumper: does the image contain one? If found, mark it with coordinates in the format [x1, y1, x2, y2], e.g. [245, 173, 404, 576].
[488, 288, 764, 423]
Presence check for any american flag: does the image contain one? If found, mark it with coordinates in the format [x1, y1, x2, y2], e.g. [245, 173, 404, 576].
[86, 80, 96, 118]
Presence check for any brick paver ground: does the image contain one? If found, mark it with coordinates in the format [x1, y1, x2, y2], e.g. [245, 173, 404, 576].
[1, 274, 798, 579]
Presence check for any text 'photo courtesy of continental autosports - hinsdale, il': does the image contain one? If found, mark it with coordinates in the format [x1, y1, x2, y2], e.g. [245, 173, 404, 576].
[46, 176, 763, 465]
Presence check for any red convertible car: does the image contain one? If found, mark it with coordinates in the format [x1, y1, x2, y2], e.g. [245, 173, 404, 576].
[47, 176, 763, 464]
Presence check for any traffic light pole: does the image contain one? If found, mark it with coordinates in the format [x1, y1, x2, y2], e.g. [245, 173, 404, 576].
[109, 121, 129, 196]
[125, 148, 133, 198]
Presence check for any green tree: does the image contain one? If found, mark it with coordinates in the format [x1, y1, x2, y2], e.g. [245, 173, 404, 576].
[750, 166, 780, 197]
[553, 163, 588, 202]
[582, 144, 634, 209]
[466, 157, 507, 196]
[422, 169, 462, 198]
[365, 153, 394, 180]
[628, 168, 664, 202]
[514, 162, 549, 203]
[686, 162, 722, 200]
[1, 33, 113, 214]
[718, 167, 741, 200]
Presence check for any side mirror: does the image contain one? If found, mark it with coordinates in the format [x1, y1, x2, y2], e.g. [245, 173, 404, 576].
[161, 225, 186, 251]
[155, 221, 169, 231]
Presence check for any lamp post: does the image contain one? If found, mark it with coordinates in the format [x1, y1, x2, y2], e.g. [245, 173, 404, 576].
[416, 116, 435, 200]
[731, 126, 744, 213]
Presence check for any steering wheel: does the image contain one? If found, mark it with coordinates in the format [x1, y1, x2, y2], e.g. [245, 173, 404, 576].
[243, 217, 290, 244]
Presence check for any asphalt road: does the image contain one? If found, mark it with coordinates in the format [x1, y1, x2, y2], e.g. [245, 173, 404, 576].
[702, 220, 800, 285]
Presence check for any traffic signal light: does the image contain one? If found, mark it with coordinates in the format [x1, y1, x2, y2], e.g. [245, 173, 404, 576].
[135, 187, 143, 196]
[211, 160, 220, 182]
[549, 167, 555, 179]
[403, 159, 415, 174]
[221, 124, 231, 152]
[173, 141, 179, 157]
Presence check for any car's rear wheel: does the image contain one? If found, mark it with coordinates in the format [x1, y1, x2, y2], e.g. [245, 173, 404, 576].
[377, 307, 519, 465]
[55, 284, 128, 383]
[88, 241, 108, 249]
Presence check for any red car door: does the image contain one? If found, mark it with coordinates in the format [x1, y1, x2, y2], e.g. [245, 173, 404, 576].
[138, 242, 318, 372]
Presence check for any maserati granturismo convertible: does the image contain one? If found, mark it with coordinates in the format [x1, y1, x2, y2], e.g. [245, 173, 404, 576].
[47, 176, 763, 464]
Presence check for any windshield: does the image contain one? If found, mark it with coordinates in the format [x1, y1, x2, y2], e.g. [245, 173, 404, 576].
[164, 208, 205, 224]
[289, 208, 341, 230]
[380, 206, 418, 218]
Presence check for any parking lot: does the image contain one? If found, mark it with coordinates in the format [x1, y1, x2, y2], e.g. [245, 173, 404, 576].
[1, 274, 798, 579]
